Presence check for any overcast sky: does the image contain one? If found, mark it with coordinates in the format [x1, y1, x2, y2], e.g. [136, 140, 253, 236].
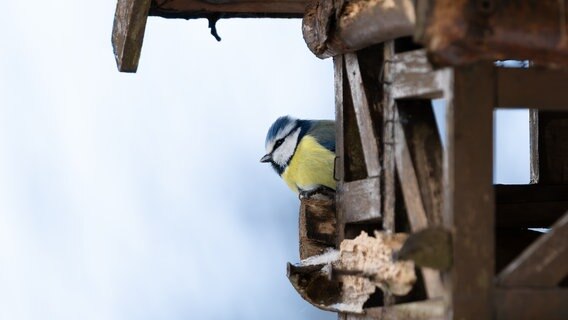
[0, 2, 528, 320]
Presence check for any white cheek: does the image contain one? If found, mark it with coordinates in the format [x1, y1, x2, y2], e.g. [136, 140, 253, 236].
[272, 129, 300, 166]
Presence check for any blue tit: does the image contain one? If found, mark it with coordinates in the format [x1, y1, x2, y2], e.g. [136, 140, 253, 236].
[260, 115, 336, 195]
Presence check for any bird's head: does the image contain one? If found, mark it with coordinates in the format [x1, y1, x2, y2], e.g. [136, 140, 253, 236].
[260, 116, 303, 174]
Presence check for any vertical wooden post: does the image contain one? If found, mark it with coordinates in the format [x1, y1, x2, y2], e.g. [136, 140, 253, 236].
[112, 0, 151, 72]
[334, 54, 346, 244]
[444, 64, 495, 320]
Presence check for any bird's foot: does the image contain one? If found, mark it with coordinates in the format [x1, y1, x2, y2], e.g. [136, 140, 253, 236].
[299, 186, 336, 200]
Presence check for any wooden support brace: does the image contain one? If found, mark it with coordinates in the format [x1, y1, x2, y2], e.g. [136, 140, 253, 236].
[444, 63, 495, 320]
[498, 211, 568, 287]
[112, 0, 151, 72]
[345, 53, 381, 177]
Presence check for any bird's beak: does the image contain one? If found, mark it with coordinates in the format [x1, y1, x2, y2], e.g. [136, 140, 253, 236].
[260, 154, 272, 163]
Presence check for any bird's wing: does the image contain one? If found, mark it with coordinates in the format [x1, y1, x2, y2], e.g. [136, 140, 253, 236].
[308, 120, 336, 152]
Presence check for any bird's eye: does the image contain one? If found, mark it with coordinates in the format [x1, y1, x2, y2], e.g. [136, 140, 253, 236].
[274, 139, 284, 149]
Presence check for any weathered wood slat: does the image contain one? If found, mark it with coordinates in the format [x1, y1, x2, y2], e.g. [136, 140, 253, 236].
[334, 55, 346, 244]
[391, 49, 446, 100]
[498, 212, 568, 286]
[150, 0, 308, 18]
[496, 68, 568, 110]
[340, 298, 446, 320]
[444, 64, 495, 320]
[415, 0, 568, 67]
[302, 0, 415, 59]
[299, 198, 337, 260]
[338, 178, 381, 223]
[345, 53, 381, 177]
[112, 0, 152, 72]
[382, 41, 396, 232]
[495, 288, 568, 320]
[393, 106, 445, 299]
[396, 101, 444, 226]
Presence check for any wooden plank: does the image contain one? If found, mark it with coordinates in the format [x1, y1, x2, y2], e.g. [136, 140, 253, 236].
[498, 212, 568, 286]
[112, 0, 152, 72]
[495, 288, 568, 320]
[396, 100, 444, 226]
[415, 0, 568, 67]
[338, 178, 381, 223]
[496, 68, 568, 110]
[444, 64, 495, 320]
[345, 53, 381, 177]
[391, 49, 445, 100]
[150, 0, 308, 18]
[334, 55, 346, 245]
[394, 106, 445, 299]
[537, 111, 568, 184]
[302, 0, 415, 59]
[343, 299, 446, 320]
[382, 41, 396, 232]
[299, 198, 336, 260]
[495, 184, 568, 228]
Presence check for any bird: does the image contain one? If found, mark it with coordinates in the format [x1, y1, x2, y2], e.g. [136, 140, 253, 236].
[260, 116, 336, 198]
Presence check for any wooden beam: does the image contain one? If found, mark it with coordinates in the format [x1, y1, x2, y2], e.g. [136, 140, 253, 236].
[496, 68, 568, 110]
[444, 64, 495, 320]
[415, 0, 568, 67]
[150, 0, 308, 19]
[495, 288, 568, 320]
[393, 104, 445, 299]
[396, 100, 443, 226]
[345, 53, 381, 177]
[338, 178, 381, 223]
[112, 0, 152, 72]
[391, 49, 446, 100]
[498, 212, 568, 286]
[302, 0, 415, 59]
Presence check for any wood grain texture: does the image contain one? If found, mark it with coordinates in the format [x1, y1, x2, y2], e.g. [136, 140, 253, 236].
[112, 0, 152, 72]
[391, 49, 446, 100]
[498, 212, 568, 286]
[151, 0, 308, 18]
[444, 63, 495, 320]
[299, 198, 337, 260]
[338, 178, 381, 223]
[416, 0, 568, 67]
[302, 0, 415, 59]
[345, 53, 381, 178]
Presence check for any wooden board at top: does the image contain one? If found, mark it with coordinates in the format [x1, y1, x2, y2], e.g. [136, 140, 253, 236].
[150, 0, 309, 19]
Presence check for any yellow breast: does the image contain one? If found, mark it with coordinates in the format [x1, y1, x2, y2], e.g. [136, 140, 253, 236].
[281, 135, 336, 193]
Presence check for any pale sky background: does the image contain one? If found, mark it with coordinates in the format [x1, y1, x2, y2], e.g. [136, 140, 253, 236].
[0, 2, 528, 320]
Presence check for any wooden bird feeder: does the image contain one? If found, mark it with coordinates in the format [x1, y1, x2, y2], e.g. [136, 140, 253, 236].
[112, 1, 568, 319]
